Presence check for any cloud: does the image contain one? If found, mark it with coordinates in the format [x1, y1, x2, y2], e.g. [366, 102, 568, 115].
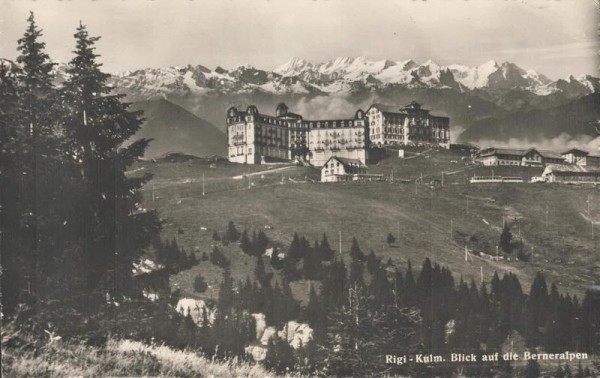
[292, 95, 374, 120]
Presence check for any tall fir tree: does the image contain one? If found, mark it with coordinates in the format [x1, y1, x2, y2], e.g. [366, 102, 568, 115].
[61, 23, 160, 302]
[1, 12, 72, 312]
[321, 285, 392, 376]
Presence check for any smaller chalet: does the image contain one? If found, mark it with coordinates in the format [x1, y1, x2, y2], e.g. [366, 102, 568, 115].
[321, 156, 375, 182]
[542, 164, 600, 184]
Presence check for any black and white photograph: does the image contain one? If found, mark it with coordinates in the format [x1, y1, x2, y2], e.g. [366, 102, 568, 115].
[1, 0, 600, 376]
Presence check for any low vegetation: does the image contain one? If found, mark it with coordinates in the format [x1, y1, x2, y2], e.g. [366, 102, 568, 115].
[1, 323, 276, 378]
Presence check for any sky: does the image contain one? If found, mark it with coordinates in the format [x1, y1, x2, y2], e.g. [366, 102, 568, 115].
[1, 0, 599, 79]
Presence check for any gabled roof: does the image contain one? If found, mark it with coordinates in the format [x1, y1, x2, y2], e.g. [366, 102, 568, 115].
[323, 156, 367, 169]
[480, 148, 529, 157]
[480, 147, 563, 159]
[561, 148, 589, 155]
[538, 150, 565, 160]
[429, 110, 450, 118]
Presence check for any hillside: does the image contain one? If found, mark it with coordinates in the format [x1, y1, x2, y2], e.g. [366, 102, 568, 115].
[132, 149, 600, 303]
[458, 93, 600, 147]
[126, 99, 227, 159]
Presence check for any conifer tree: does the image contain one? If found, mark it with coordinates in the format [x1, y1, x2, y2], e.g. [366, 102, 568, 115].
[321, 285, 391, 376]
[349, 237, 365, 261]
[303, 242, 321, 280]
[366, 250, 380, 274]
[303, 284, 324, 331]
[193, 273, 208, 293]
[254, 256, 271, 287]
[217, 267, 235, 314]
[527, 272, 550, 345]
[270, 247, 283, 270]
[256, 230, 269, 256]
[224, 221, 240, 242]
[319, 233, 334, 261]
[264, 334, 296, 374]
[386, 232, 396, 245]
[61, 22, 160, 300]
[2, 12, 59, 311]
[239, 230, 251, 254]
[499, 223, 513, 253]
[349, 259, 366, 288]
[404, 260, 417, 307]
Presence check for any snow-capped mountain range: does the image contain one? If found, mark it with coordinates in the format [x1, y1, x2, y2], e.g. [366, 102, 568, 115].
[3, 56, 597, 99]
[101, 57, 599, 99]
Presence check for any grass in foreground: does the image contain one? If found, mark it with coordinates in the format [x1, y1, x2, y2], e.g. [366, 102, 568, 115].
[2, 328, 279, 378]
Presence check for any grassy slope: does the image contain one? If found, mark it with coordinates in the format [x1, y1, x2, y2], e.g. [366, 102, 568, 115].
[135, 150, 600, 302]
[1, 333, 276, 378]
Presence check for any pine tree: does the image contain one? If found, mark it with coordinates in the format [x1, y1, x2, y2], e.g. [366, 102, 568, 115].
[404, 260, 417, 307]
[349, 237, 365, 262]
[349, 259, 366, 288]
[319, 233, 334, 261]
[217, 267, 235, 314]
[0, 59, 30, 313]
[321, 285, 392, 376]
[288, 233, 302, 261]
[3, 13, 95, 310]
[212, 230, 220, 242]
[60, 22, 160, 301]
[366, 250, 380, 274]
[386, 232, 396, 245]
[303, 284, 323, 330]
[263, 334, 296, 374]
[499, 224, 513, 253]
[303, 242, 321, 280]
[527, 272, 550, 345]
[254, 256, 271, 287]
[224, 221, 240, 242]
[270, 247, 284, 270]
[193, 273, 208, 293]
[239, 230, 251, 255]
[256, 230, 269, 256]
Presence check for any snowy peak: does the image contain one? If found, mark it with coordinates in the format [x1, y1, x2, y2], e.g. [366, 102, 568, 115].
[7, 55, 593, 99]
[106, 56, 596, 98]
[273, 57, 313, 77]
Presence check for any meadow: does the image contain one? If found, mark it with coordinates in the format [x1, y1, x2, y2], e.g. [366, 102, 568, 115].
[134, 149, 600, 302]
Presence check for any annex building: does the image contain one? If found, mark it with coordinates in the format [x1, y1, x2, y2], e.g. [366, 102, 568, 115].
[477, 148, 565, 167]
[226, 101, 450, 167]
[542, 164, 600, 184]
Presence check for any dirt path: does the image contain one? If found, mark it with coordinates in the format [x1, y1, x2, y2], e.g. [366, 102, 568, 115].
[232, 165, 296, 180]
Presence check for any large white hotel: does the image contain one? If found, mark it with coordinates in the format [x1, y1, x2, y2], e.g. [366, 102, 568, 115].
[226, 101, 450, 167]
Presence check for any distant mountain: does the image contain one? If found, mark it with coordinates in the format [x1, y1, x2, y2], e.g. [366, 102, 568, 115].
[106, 57, 597, 100]
[129, 99, 226, 159]
[458, 93, 600, 146]
[3, 56, 597, 146]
